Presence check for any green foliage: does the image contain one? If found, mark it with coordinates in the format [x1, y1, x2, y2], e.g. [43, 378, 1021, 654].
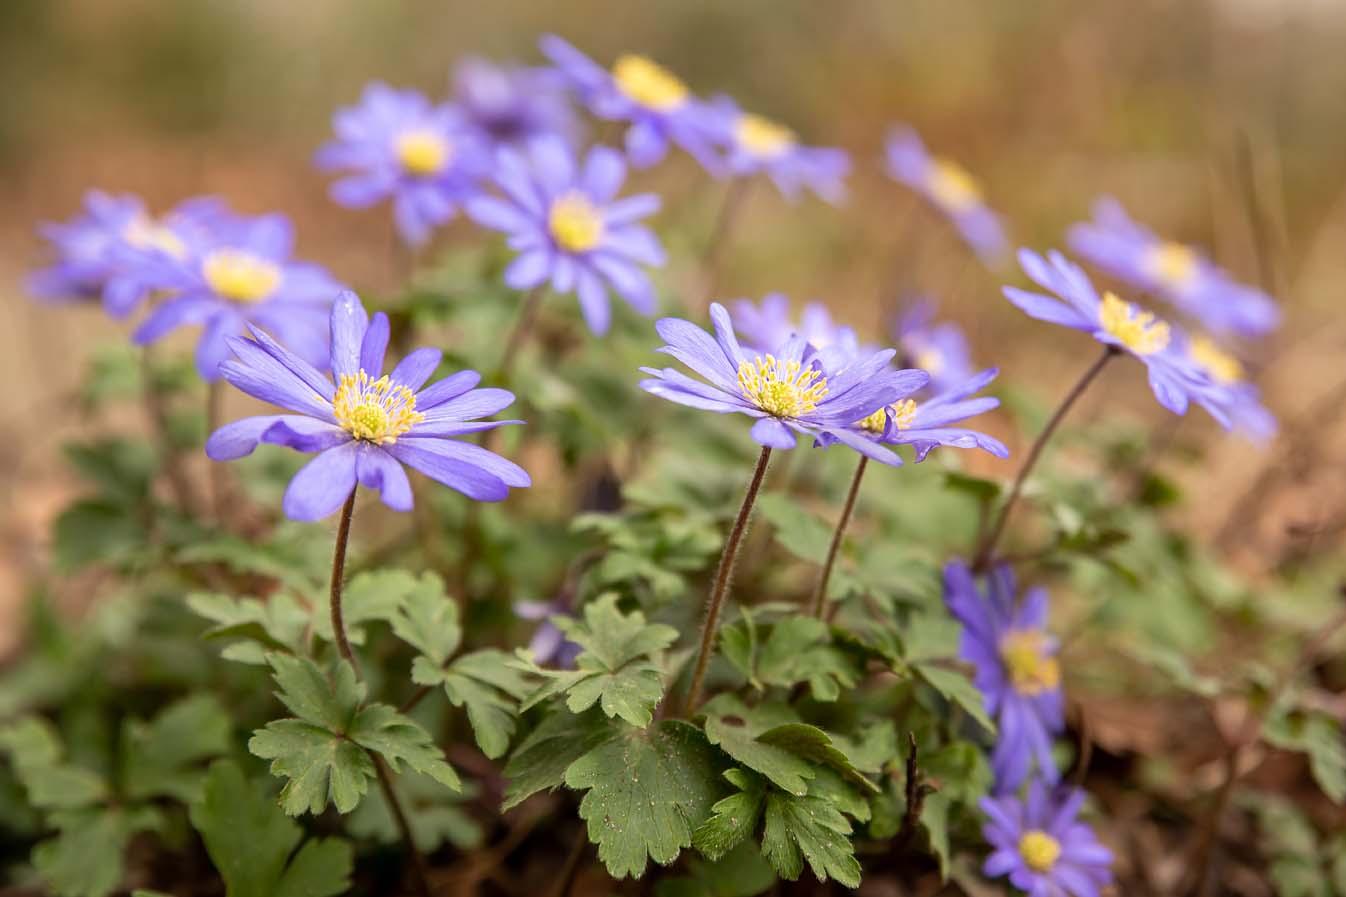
[720, 611, 861, 701]
[1264, 709, 1346, 804]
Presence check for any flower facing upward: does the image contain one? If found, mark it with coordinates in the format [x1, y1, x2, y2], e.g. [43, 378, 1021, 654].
[1067, 197, 1280, 339]
[206, 292, 529, 521]
[640, 303, 927, 464]
[467, 137, 665, 335]
[981, 780, 1114, 897]
[452, 57, 577, 149]
[885, 127, 1008, 263]
[730, 294, 865, 376]
[131, 209, 344, 381]
[539, 35, 720, 170]
[707, 97, 849, 202]
[894, 300, 977, 393]
[316, 83, 491, 246]
[944, 561, 1063, 791]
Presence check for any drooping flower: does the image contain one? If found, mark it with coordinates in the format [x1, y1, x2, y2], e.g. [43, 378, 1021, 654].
[1004, 248, 1232, 425]
[316, 82, 492, 246]
[639, 303, 927, 464]
[206, 291, 529, 521]
[980, 780, 1114, 897]
[707, 97, 848, 202]
[29, 191, 220, 318]
[1176, 333, 1277, 444]
[944, 560, 1063, 790]
[539, 35, 720, 170]
[1067, 197, 1280, 339]
[885, 126, 1008, 263]
[466, 136, 664, 335]
[452, 56, 577, 149]
[729, 294, 864, 376]
[130, 209, 344, 381]
[894, 299, 976, 393]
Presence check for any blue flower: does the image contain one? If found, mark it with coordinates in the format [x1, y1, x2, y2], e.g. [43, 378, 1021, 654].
[316, 83, 492, 246]
[894, 299, 977, 393]
[539, 35, 720, 170]
[467, 137, 664, 335]
[131, 209, 345, 381]
[706, 97, 848, 202]
[515, 596, 581, 667]
[453, 56, 578, 149]
[980, 780, 1114, 897]
[1175, 333, 1277, 444]
[206, 291, 530, 521]
[1068, 197, 1280, 339]
[729, 294, 865, 376]
[944, 561, 1063, 791]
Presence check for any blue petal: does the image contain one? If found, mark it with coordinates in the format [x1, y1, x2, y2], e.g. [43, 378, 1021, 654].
[356, 444, 413, 512]
[282, 441, 359, 521]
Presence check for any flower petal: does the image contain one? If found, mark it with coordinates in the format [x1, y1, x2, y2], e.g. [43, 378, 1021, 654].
[750, 417, 796, 449]
[282, 441, 359, 521]
[356, 444, 413, 512]
[389, 347, 442, 392]
[330, 291, 370, 379]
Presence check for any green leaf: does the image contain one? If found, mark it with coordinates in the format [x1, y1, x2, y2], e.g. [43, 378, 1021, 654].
[33, 806, 161, 897]
[190, 760, 354, 897]
[693, 769, 767, 861]
[501, 707, 622, 811]
[345, 704, 461, 791]
[187, 591, 310, 665]
[659, 840, 777, 897]
[756, 493, 832, 564]
[760, 788, 860, 888]
[912, 665, 996, 735]
[565, 720, 724, 879]
[121, 695, 231, 802]
[1264, 711, 1346, 803]
[269, 654, 363, 732]
[341, 569, 456, 656]
[63, 439, 155, 503]
[0, 717, 108, 810]
[921, 792, 953, 878]
[413, 649, 529, 759]
[248, 720, 374, 816]
[731, 617, 860, 702]
[53, 499, 149, 572]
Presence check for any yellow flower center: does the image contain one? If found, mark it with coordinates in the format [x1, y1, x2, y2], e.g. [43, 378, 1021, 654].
[1018, 830, 1062, 873]
[858, 398, 918, 434]
[612, 54, 689, 111]
[332, 370, 424, 445]
[202, 249, 283, 304]
[123, 216, 186, 259]
[928, 159, 982, 210]
[737, 355, 828, 419]
[1099, 292, 1170, 356]
[548, 191, 605, 252]
[1147, 241, 1198, 289]
[736, 113, 795, 157]
[915, 347, 945, 375]
[395, 129, 452, 176]
[999, 630, 1061, 696]
[1189, 336, 1243, 385]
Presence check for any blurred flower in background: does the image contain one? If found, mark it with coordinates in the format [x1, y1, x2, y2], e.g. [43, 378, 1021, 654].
[893, 299, 976, 393]
[730, 294, 864, 375]
[980, 780, 1114, 897]
[1175, 334, 1277, 443]
[706, 97, 848, 203]
[452, 56, 578, 149]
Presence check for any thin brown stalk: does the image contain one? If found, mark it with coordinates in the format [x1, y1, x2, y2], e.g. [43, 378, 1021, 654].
[809, 456, 868, 619]
[697, 178, 750, 310]
[329, 490, 360, 678]
[495, 285, 547, 385]
[141, 349, 200, 516]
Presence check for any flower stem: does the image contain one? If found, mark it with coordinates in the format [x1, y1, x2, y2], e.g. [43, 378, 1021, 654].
[809, 455, 869, 619]
[972, 346, 1116, 571]
[140, 348, 200, 517]
[372, 753, 433, 897]
[206, 380, 230, 525]
[329, 489, 360, 678]
[682, 446, 772, 715]
[495, 285, 547, 385]
[698, 177, 751, 310]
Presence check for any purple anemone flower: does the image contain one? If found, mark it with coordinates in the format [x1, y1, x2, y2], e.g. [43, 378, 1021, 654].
[639, 302, 927, 465]
[981, 780, 1114, 897]
[452, 57, 577, 149]
[539, 35, 720, 171]
[885, 126, 1008, 263]
[1175, 334, 1277, 444]
[894, 300, 977, 393]
[316, 83, 491, 246]
[730, 294, 865, 376]
[130, 209, 343, 381]
[466, 136, 664, 335]
[707, 98, 848, 203]
[205, 292, 530, 521]
[1004, 248, 1235, 426]
[944, 560, 1063, 791]
[29, 191, 219, 318]
[1067, 197, 1280, 339]
[514, 597, 581, 668]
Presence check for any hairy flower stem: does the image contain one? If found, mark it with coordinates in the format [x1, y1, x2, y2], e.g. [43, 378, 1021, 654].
[495, 284, 547, 386]
[972, 346, 1116, 571]
[698, 177, 750, 310]
[683, 446, 772, 715]
[809, 455, 869, 619]
[330, 489, 361, 678]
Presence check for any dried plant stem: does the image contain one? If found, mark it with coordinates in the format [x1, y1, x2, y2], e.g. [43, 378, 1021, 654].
[972, 347, 1115, 571]
[810, 455, 869, 619]
[698, 178, 750, 310]
[683, 446, 772, 714]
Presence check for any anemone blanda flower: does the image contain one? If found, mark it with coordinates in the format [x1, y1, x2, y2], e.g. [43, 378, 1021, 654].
[539, 34, 720, 170]
[206, 292, 529, 521]
[466, 136, 664, 335]
[452, 57, 577, 149]
[130, 209, 343, 381]
[515, 596, 581, 668]
[1176, 333, 1277, 444]
[730, 294, 865, 376]
[981, 780, 1114, 897]
[316, 83, 491, 246]
[1067, 197, 1280, 339]
[894, 299, 977, 393]
[640, 303, 926, 464]
[29, 192, 221, 318]
[706, 98, 848, 203]
[885, 126, 1008, 263]
[944, 560, 1063, 791]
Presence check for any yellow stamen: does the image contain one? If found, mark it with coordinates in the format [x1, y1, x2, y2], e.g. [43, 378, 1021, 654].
[1147, 241, 1198, 289]
[395, 129, 452, 176]
[123, 216, 186, 259]
[1018, 830, 1062, 873]
[1189, 336, 1243, 385]
[612, 54, 689, 111]
[736, 113, 795, 157]
[928, 159, 982, 210]
[858, 398, 918, 434]
[548, 191, 605, 252]
[1099, 292, 1170, 356]
[999, 630, 1061, 696]
[202, 249, 283, 304]
[737, 355, 828, 418]
[332, 370, 424, 445]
